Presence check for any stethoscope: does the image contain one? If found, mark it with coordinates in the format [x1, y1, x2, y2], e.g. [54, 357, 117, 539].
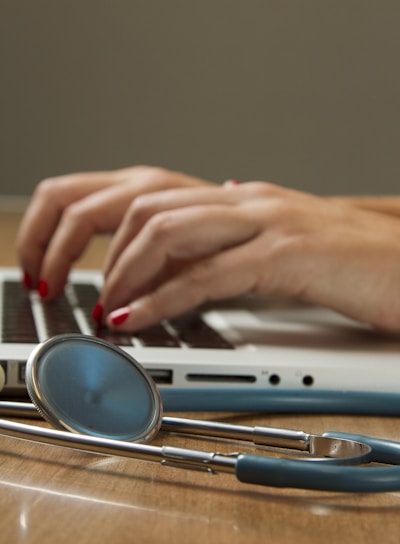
[2, 334, 400, 493]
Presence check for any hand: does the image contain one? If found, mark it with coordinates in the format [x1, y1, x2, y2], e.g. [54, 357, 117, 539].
[328, 195, 400, 218]
[97, 181, 400, 333]
[16, 165, 212, 297]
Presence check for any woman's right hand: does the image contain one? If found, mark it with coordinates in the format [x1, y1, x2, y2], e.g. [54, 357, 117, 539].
[16, 165, 213, 298]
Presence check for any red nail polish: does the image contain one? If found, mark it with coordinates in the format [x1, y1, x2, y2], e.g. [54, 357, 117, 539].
[91, 302, 103, 324]
[110, 307, 130, 326]
[38, 279, 48, 298]
[22, 271, 33, 290]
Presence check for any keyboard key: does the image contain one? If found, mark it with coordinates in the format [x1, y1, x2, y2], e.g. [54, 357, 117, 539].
[135, 324, 180, 347]
[2, 281, 38, 343]
[73, 283, 100, 331]
[73, 283, 100, 309]
[95, 328, 133, 346]
[170, 314, 234, 349]
[42, 294, 81, 336]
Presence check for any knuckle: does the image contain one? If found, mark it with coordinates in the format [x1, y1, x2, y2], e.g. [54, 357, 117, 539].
[253, 181, 273, 194]
[60, 201, 88, 226]
[126, 194, 156, 225]
[34, 174, 83, 201]
[124, 164, 151, 178]
[135, 165, 169, 183]
[263, 196, 298, 224]
[246, 181, 279, 197]
[34, 177, 61, 200]
[270, 199, 293, 219]
[186, 259, 215, 288]
[134, 165, 159, 175]
[145, 211, 178, 242]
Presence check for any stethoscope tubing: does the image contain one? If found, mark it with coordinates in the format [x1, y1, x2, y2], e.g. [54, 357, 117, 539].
[235, 431, 400, 493]
[161, 388, 400, 414]
[1, 409, 400, 492]
[236, 453, 400, 493]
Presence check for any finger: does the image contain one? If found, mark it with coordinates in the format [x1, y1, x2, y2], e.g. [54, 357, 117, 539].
[106, 240, 259, 331]
[37, 181, 145, 299]
[103, 184, 245, 277]
[16, 170, 123, 287]
[100, 205, 261, 315]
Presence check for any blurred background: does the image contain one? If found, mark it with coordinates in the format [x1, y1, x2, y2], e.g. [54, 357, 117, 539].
[1, 0, 400, 202]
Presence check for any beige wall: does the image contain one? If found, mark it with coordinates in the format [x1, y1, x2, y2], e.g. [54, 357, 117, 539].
[1, 0, 399, 197]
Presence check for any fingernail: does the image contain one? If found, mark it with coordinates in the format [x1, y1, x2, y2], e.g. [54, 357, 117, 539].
[110, 307, 130, 326]
[22, 271, 33, 290]
[38, 279, 48, 298]
[223, 179, 240, 188]
[91, 302, 103, 324]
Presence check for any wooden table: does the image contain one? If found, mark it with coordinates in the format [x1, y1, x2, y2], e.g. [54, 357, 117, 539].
[1, 211, 400, 544]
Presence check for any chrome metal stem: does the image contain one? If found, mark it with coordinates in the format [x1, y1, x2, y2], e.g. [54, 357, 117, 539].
[0, 401, 39, 418]
[0, 402, 370, 463]
[162, 417, 311, 450]
[0, 417, 237, 474]
[161, 417, 371, 462]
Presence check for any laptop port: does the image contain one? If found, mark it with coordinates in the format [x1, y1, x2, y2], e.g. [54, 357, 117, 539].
[18, 362, 26, 383]
[269, 374, 280, 386]
[0, 361, 6, 386]
[186, 373, 256, 383]
[302, 375, 314, 387]
[147, 369, 173, 385]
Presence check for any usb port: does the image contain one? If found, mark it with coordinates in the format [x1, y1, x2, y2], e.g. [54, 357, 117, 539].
[147, 369, 173, 385]
[0, 361, 7, 385]
[18, 362, 26, 383]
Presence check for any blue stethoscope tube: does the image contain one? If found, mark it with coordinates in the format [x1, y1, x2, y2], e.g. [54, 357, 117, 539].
[237, 457, 400, 493]
[160, 388, 400, 415]
[236, 437, 400, 493]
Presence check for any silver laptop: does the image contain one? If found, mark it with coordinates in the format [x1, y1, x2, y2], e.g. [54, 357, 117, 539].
[1, 266, 400, 413]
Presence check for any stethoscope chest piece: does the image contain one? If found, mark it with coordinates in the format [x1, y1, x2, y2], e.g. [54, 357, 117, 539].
[25, 335, 163, 442]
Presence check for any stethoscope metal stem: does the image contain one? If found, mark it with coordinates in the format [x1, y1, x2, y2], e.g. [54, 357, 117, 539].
[160, 417, 370, 461]
[0, 401, 39, 418]
[0, 417, 237, 474]
[162, 417, 311, 450]
[0, 402, 370, 463]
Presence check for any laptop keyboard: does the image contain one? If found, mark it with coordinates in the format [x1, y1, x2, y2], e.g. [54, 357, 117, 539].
[2, 280, 234, 349]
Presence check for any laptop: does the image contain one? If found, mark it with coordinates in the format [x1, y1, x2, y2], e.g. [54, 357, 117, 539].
[1, 265, 400, 414]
